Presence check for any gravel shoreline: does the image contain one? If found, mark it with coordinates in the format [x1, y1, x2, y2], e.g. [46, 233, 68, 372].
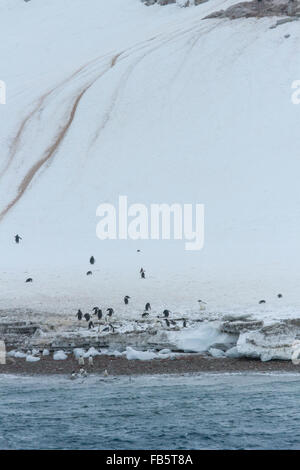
[1, 354, 300, 376]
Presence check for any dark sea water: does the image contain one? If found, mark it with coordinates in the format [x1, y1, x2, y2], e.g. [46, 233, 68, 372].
[0, 373, 300, 449]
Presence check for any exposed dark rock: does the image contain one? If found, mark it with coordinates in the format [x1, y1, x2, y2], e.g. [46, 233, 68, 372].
[204, 0, 300, 19]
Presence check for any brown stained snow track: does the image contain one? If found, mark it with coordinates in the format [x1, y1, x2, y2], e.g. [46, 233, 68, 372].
[0, 53, 121, 222]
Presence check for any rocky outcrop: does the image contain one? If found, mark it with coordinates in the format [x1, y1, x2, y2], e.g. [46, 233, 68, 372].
[142, 0, 207, 7]
[204, 0, 300, 19]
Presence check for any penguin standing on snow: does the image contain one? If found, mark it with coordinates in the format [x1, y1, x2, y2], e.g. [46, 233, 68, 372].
[106, 308, 114, 320]
[86, 271, 93, 276]
[277, 294, 283, 298]
[77, 309, 83, 321]
[25, 278, 33, 283]
[165, 319, 170, 327]
[90, 256, 95, 265]
[145, 302, 151, 311]
[88, 321, 94, 329]
[97, 309, 103, 320]
[124, 295, 131, 305]
[198, 300, 207, 311]
[142, 311, 149, 318]
[84, 313, 91, 322]
[163, 309, 170, 318]
[15, 234, 22, 244]
[259, 300, 266, 304]
[92, 307, 99, 315]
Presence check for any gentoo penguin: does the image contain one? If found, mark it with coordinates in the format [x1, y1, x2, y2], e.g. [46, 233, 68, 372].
[137, 249, 141, 253]
[165, 319, 170, 327]
[183, 319, 187, 328]
[92, 306, 99, 314]
[90, 256, 95, 265]
[141, 271, 146, 279]
[142, 311, 149, 318]
[163, 309, 170, 318]
[97, 309, 103, 320]
[86, 271, 92, 276]
[198, 300, 207, 310]
[277, 294, 283, 298]
[124, 295, 131, 305]
[15, 234, 22, 244]
[84, 313, 91, 322]
[88, 321, 94, 329]
[77, 309, 83, 320]
[106, 308, 114, 318]
[25, 278, 33, 283]
[259, 300, 266, 304]
[145, 302, 151, 311]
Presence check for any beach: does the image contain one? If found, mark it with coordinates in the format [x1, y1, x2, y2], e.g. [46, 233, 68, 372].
[1, 353, 300, 376]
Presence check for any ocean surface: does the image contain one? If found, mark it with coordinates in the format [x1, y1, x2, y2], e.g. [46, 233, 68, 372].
[0, 373, 300, 450]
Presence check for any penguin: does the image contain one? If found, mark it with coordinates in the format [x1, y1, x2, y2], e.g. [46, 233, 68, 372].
[140, 267, 144, 273]
[198, 300, 207, 310]
[84, 313, 91, 321]
[88, 355, 94, 366]
[102, 326, 110, 333]
[97, 309, 103, 320]
[142, 311, 149, 318]
[124, 295, 131, 305]
[77, 309, 83, 321]
[106, 308, 114, 318]
[145, 302, 151, 311]
[78, 355, 85, 366]
[86, 271, 92, 276]
[25, 278, 33, 283]
[88, 321, 94, 329]
[15, 234, 22, 244]
[277, 294, 283, 298]
[259, 300, 266, 304]
[165, 319, 170, 327]
[92, 306, 99, 315]
[137, 249, 141, 253]
[163, 309, 170, 318]
[141, 271, 146, 279]
[90, 256, 95, 265]
[183, 319, 187, 328]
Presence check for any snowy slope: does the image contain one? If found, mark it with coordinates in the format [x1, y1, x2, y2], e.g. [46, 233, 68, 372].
[0, 0, 300, 320]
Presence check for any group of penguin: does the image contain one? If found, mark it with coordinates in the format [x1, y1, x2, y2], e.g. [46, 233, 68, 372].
[16, 235, 284, 312]
[75, 296, 184, 333]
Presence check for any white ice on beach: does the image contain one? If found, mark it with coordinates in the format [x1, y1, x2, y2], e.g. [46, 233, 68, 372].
[26, 355, 40, 362]
[53, 351, 68, 361]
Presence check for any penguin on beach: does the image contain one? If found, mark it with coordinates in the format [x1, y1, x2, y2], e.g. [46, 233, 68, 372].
[277, 294, 283, 298]
[124, 295, 130, 305]
[163, 309, 170, 318]
[25, 278, 33, 283]
[259, 300, 266, 304]
[88, 321, 94, 329]
[77, 309, 83, 321]
[97, 309, 103, 320]
[145, 302, 151, 311]
[93, 307, 99, 315]
[86, 271, 93, 276]
[183, 319, 187, 328]
[90, 256, 95, 265]
[106, 308, 114, 318]
[84, 313, 91, 321]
